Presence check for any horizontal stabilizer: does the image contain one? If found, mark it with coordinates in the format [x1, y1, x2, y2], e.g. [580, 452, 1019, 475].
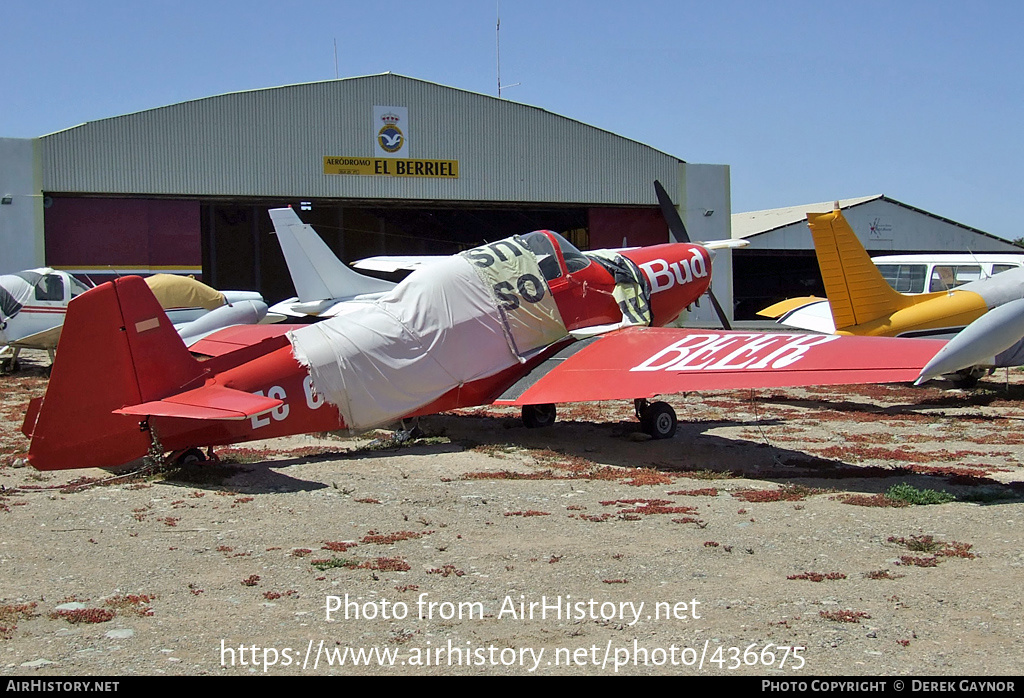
[759, 297, 836, 334]
[352, 256, 445, 273]
[758, 296, 827, 319]
[187, 324, 299, 357]
[115, 384, 283, 421]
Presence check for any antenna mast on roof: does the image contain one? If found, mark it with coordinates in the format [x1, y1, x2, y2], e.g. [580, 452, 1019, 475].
[334, 38, 339, 79]
[496, 2, 519, 98]
[496, 3, 501, 97]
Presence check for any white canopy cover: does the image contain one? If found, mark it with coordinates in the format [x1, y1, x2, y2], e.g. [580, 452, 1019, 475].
[288, 236, 567, 431]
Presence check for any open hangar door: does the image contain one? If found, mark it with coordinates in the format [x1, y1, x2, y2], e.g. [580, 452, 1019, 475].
[731, 249, 825, 321]
[202, 201, 666, 304]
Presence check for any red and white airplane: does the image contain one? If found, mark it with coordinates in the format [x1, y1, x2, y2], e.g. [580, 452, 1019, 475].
[22, 199, 946, 472]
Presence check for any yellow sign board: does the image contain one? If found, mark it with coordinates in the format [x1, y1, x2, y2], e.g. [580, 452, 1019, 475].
[323, 157, 459, 178]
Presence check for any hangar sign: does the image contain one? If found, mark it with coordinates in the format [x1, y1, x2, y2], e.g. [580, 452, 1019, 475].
[323, 157, 459, 178]
[323, 105, 458, 178]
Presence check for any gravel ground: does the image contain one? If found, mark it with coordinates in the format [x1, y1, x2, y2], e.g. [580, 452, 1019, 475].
[1, 351, 1022, 676]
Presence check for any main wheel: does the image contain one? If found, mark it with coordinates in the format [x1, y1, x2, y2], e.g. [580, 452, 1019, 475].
[952, 368, 985, 389]
[175, 448, 206, 465]
[522, 403, 557, 429]
[640, 401, 677, 440]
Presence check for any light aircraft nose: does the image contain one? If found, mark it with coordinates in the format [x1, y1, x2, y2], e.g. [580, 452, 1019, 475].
[623, 242, 713, 326]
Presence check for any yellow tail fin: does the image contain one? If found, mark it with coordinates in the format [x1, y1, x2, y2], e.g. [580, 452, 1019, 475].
[807, 208, 910, 329]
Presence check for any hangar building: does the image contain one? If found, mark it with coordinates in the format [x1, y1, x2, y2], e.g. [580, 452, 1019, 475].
[730, 195, 1022, 320]
[0, 73, 733, 316]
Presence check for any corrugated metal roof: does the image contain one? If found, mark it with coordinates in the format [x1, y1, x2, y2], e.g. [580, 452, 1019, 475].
[39, 73, 686, 205]
[731, 195, 881, 238]
[732, 194, 1013, 251]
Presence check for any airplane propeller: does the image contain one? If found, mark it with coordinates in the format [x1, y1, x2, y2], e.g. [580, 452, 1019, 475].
[654, 180, 733, 330]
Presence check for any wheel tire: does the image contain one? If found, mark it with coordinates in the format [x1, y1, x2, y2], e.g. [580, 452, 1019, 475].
[176, 448, 206, 466]
[952, 368, 984, 389]
[522, 403, 557, 429]
[640, 401, 677, 439]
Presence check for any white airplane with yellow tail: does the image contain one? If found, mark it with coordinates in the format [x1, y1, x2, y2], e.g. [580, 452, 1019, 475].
[760, 206, 1024, 385]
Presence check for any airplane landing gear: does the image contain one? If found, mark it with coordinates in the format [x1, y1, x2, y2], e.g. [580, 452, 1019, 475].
[634, 398, 677, 439]
[522, 403, 557, 428]
[397, 417, 423, 441]
[951, 367, 987, 389]
[172, 447, 218, 466]
[0, 347, 21, 374]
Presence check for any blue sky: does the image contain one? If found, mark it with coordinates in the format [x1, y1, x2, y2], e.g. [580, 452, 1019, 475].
[3, 0, 1021, 239]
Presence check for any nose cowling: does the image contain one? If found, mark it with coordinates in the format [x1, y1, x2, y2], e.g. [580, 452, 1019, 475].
[622, 243, 713, 326]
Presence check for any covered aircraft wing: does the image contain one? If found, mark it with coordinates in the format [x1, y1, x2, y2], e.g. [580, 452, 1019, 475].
[494, 327, 945, 406]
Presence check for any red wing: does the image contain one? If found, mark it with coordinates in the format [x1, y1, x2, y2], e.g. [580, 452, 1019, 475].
[494, 327, 945, 406]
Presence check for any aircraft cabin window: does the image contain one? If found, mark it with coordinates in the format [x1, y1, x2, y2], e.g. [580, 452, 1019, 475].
[993, 264, 1019, 276]
[69, 277, 91, 298]
[34, 275, 64, 302]
[876, 264, 926, 294]
[517, 232, 564, 281]
[549, 233, 592, 273]
[517, 230, 593, 280]
[929, 265, 981, 292]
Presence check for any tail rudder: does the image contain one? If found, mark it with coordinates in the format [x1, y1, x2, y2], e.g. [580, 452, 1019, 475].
[808, 208, 910, 329]
[26, 276, 205, 470]
[269, 208, 394, 305]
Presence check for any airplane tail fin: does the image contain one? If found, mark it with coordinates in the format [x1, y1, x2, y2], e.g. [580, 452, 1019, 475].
[23, 277, 206, 470]
[269, 208, 395, 304]
[808, 208, 911, 330]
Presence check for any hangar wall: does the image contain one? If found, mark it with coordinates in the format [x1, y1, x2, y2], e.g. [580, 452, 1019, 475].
[681, 163, 732, 326]
[0, 138, 44, 274]
[39, 74, 684, 205]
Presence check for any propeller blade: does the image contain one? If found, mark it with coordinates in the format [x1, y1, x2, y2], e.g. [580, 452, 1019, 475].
[655, 180, 731, 329]
[707, 290, 732, 331]
[654, 180, 691, 243]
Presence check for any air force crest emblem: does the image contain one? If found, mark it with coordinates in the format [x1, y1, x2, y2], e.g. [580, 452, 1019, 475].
[377, 112, 404, 153]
